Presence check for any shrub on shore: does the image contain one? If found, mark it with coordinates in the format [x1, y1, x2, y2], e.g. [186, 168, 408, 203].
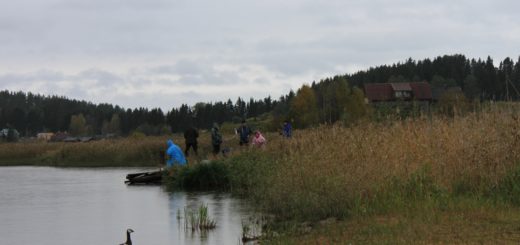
[163, 151, 276, 193]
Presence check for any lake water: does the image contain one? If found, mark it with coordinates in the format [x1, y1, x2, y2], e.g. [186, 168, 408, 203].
[0, 166, 257, 245]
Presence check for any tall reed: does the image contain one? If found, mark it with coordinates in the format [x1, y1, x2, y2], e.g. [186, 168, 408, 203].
[234, 103, 520, 221]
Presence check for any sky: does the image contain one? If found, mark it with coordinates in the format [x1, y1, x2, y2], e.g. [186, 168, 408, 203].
[1, 0, 519, 111]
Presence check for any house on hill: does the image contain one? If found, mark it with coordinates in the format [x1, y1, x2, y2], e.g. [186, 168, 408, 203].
[364, 82, 432, 102]
[364, 82, 433, 115]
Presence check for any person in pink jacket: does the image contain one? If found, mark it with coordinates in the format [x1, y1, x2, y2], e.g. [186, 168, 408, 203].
[252, 130, 266, 148]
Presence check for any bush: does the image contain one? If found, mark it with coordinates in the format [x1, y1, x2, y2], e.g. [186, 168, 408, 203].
[489, 165, 520, 205]
[169, 161, 230, 190]
[165, 151, 276, 193]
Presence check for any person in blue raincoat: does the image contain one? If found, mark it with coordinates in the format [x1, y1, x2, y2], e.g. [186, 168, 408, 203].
[166, 139, 187, 167]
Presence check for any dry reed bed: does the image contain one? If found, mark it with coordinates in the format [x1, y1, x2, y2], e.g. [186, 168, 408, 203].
[0, 130, 238, 166]
[258, 107, 520, 218]
[0, 136, 180, 166]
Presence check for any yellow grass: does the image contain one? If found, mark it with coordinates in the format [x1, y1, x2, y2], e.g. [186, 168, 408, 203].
[0, 135, 176, 166]
[245, 103, 520, 220]
[0, 129, 261, 166]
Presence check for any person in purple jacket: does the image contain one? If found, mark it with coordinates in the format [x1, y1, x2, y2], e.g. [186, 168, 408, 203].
[282, 120, 292, 138]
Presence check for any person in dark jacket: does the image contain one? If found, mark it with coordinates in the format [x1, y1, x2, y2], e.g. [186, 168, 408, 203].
[211, 123, 223, 155]
[282, 120, 292, 138]
[237, 120, 251, 146]
[183, 126, 199, 156]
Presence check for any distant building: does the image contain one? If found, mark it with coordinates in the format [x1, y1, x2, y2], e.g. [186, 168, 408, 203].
[50, 132, 70, 142]
[0, 128, 20, 142]
[0, 129, 8, 138]
[364, 82, 433, 115]
[63, 137, 80, 143]
[364, 82, 432, 102]
[37, 132, 55, 141]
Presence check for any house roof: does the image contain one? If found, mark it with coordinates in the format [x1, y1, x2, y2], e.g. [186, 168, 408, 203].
[391, 83, 412, 91]
[364, 83, 393, 101]
[364, 82, 432, 102]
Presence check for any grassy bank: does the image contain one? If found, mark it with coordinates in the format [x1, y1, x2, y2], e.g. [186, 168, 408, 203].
[0, 128, 262, 167]
[0, 116, 271, 167]
[269, 201, 520, 244]
[162, 103, 520, 242]
[0, 136, 173, 167]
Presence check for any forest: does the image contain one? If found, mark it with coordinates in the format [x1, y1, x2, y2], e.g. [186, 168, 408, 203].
[0, 91, 277, 137]
[1, 54, 520, 137]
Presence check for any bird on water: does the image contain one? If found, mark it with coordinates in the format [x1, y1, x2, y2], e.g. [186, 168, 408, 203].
[119, 228, 134, 245]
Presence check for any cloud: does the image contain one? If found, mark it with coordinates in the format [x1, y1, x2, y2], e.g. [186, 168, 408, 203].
[0, 63, 297, 110]
[74, 69, 123, 86]
[145, 60, 273, 86]
[1, 0, 520, 110]
[0, 70, 66, 86]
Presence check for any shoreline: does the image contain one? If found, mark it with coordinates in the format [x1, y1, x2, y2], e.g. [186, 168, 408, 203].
[4, 106, 520, 243]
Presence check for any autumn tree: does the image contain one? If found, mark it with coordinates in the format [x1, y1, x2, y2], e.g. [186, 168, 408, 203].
[290, 85, 319, 128]
[343, 87, 370, 125]
[69, 113, 87, 136]
[109, 113, 121, 135]
[101, 113, 122, 135]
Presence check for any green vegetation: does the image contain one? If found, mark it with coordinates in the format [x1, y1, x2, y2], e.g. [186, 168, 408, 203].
[181, 204, 217, 232]
[164, 161, 230, 190]
[163, 150, 276, 194]
[270, 203, 520, 244]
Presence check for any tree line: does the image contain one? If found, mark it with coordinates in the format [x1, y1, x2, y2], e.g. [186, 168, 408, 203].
[2, 54, 520, 137]
[346, 54, 520, 101]
[269, 54, 520, 127]
[0, 91, 277, 137]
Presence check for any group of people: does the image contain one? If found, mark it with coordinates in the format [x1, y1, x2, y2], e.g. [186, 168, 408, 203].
[165, 120, 292, 167]
[236, 120, 266, 147]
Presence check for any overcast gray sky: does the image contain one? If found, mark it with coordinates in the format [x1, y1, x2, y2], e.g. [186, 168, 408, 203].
[1, 0, 519, 110]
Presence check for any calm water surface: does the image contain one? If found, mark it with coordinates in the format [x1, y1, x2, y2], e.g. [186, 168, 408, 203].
[0, 166, 256, 245]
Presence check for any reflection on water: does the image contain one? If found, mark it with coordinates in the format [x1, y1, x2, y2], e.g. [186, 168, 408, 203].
[0, 166, 257, 245]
